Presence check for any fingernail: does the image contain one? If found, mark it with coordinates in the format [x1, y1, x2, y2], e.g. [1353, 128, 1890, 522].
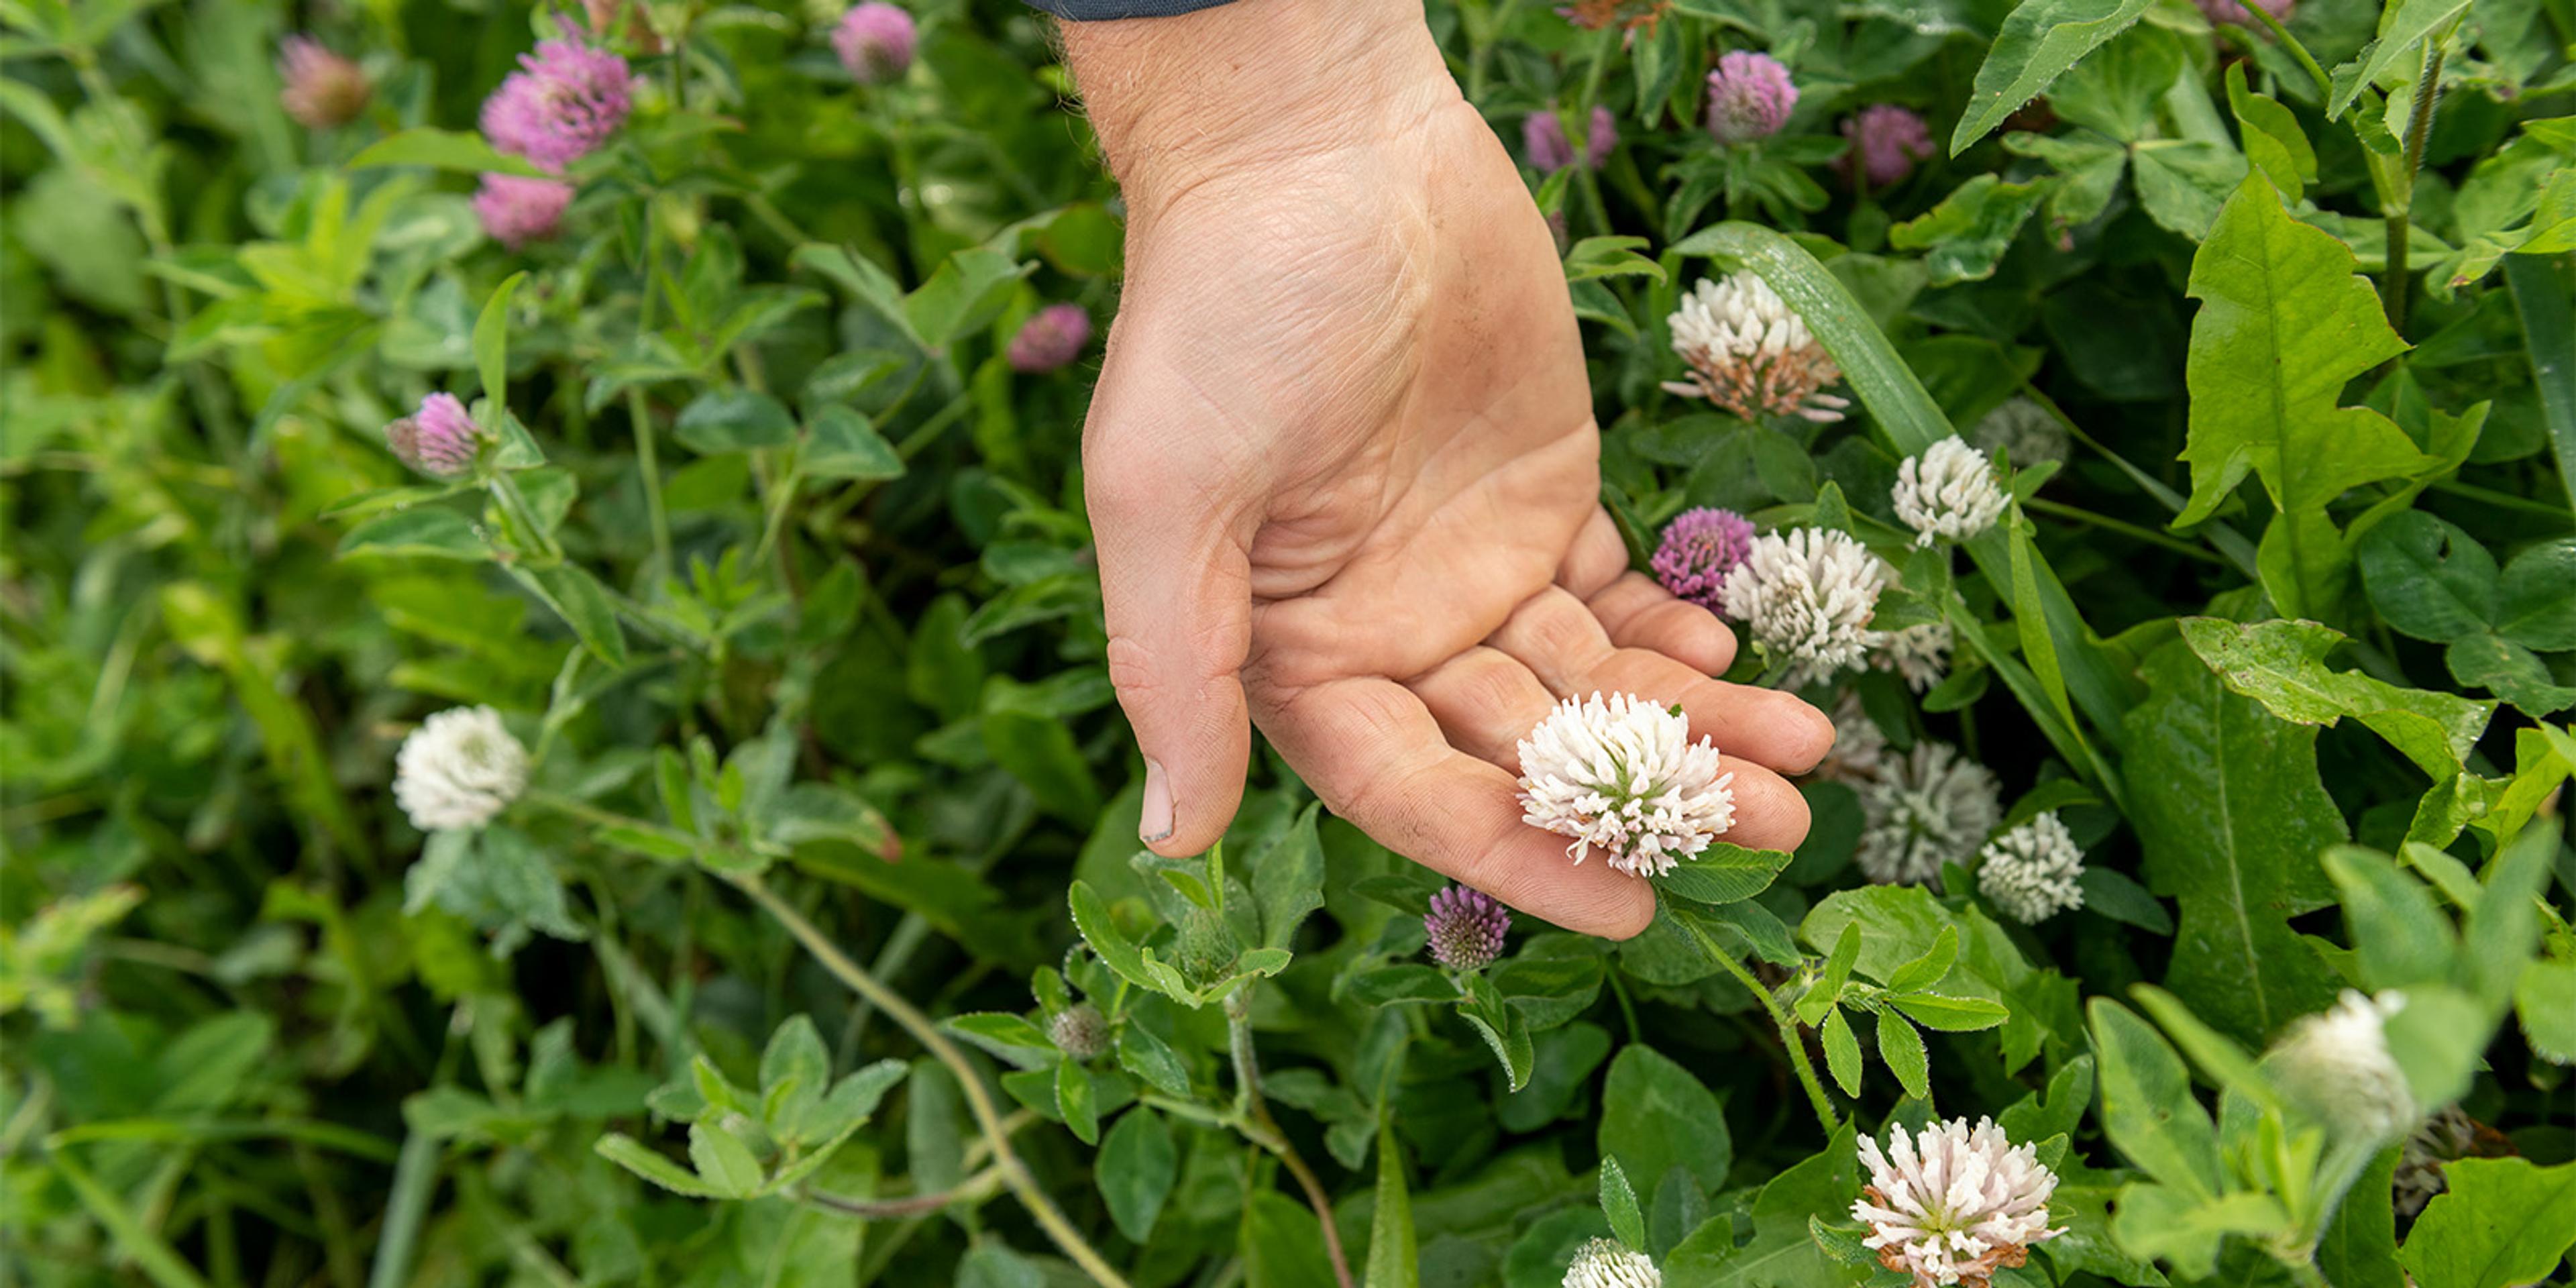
[1139, 757, 1175, 845]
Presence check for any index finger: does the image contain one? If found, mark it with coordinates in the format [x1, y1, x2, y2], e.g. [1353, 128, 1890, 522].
[1252, 675, 1656, 939]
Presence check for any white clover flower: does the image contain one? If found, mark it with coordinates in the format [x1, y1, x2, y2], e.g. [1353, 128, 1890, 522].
[1819, 690, 1889, 784]
[2267, 989, 2418, 1142]
[1870, 620, 1953, 693]
[1857, 742, 2001, 887]
[1970, 398, 2068, 470]
[1854, 1117, 2064, 1288]
[1719, 528, 1886, 688]
[1893, 437, 2009, 548]
[393, 706, 529, 833]
[1563, 1238, 1661, 1288]
[1976, 812, 2085, 924]
[1662, 272, 1851, 423]
[1516, 692, 1736, 879]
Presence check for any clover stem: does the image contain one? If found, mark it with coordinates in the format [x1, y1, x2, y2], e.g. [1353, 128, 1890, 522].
[2383, 40, 2445, 337]
[629, 201, 676, 585]
[1227, 992, 1354, 1288]
[736, 874, 1133, 1288]
[1670, 907, 1841, 1137]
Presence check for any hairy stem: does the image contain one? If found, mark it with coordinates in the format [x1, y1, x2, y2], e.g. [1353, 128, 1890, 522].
[1227, 996, 1354, 1288]
[2383, 40, 2446, 336]
[806, 1165, 1006, 1218]
[1670, 908, 1841, 1137]
[735, 875, 1133, 1288]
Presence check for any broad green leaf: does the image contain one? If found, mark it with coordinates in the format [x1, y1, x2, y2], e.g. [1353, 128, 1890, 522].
[1951, 0, 2155, 154]
[2446, 633, 2576, 714]
[2127, 984, 2279, 1113]
[2088, 998, 2223, 1199]
[1563, 235, 1668, 283]
[1462, 974, 1536, 1091]
[687, 1122, 764, 1198]
[1657, 843, 1792, 905]
[2321, 847, 2456, 991]
[674, 389, 796, 455]
[1801, 885, 2078, 1073]
[2225, 64, 2314, 201]
[2497, 539, 2576, 651]
[2131, 140, 2248, 241]
[1874, 1012, 1929, 1100]
[1599, 1044, 1731, 1197]
[2330, 0, 2473, 120]
[757, 1015, 830, 1136]
[904, 248, 1030, 348]
[519, 564, 629, 669]
[1364, 1117, 1418, 1288]
[1797, 921, 1862, 1026]
[2125, 640, 2341, 1044]
[595, 1134, 724, 1197]
[1097, 1107, 1174, 1243]
[1884, 926, 1959, 994]
[472, 272, 524, 421]
[2108, 1185, 2292, 1280]
[1662, 1124, 1859, 1287]
[2504, 254, 2576, 515]
[2516, 957, 2576, 1064]
[2398, 1158, 2576, 1288]
[2318, 1148, 2406, 1288]
[2177, 172, 2426, 614]
[1344, 965, 1458, 1007]
[1115, 1024, 1190, 1097]
[2178, 616, 2494, 777]
[804, 405, 903, 481]
[1889, 176, 2051, 284]
[347, 128, 549, 178]
[1598, 1155, 1646, 1253]
[1886, 992, 2009, 1032]
[1068, 882, 1160, 997]
[1252, 804, 1326, 951]
[2358, 511, 2499, 643]
[1821, 1007, 1862, 1096]
[337, 507, 488, 561]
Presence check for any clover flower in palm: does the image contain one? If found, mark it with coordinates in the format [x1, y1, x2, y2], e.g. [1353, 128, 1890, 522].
[1976, 811, 2085, 924]
[1663, 272, 1849, 423]
[1854, 1117, 2063, 1288]
[1856, 741, 2000, 887]
[1562, 1238, 1660, 1288]
[394, 706, 529, 833]
[1719, 527, 1885, 688]
[1516, 693, 1735, 879]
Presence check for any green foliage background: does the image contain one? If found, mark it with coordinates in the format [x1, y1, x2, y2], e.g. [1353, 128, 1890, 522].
[3, 0, 2573, 1284]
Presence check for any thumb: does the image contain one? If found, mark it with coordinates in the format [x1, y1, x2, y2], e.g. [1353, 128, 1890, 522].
[1087, 460, 1256, 858]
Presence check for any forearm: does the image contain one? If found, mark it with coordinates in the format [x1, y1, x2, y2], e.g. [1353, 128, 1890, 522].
[1056, 0, 1452, 210]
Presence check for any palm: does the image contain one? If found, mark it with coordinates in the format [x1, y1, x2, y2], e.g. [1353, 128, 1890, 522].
[1085, 96, 1832, 937]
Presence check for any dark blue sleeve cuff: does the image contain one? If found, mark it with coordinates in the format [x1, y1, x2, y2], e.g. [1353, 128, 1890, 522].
[1026, 0, 1238, 16]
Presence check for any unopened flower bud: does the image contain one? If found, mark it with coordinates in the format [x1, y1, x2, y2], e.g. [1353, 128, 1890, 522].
[385, 392, 481, 478]
[833, 3, 916, 84]
[1048, 1004, 1109, 1060]
[279, 37, 370, 129]
[1839, 104, 1933, 188]
[1008, 303, 1092, 374]
[1705, 52, 1795, 144]
[1424, 885, 1510, 972]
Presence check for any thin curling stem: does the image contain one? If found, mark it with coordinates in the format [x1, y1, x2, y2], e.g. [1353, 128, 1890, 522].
[1227, 994, 1354, 1288]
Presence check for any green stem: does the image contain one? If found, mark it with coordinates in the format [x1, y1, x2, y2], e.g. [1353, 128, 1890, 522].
[2023, 497, 2229, 565]
[2383, 40, 2446, 336]
[2284, 1257, 2336, 1288]
[2243, 4, 2332, 102]
[896, 391, 976, 461]
[1226, 996, 1354, 1288]
[629, 204, 676, 585]
[486, 471, 563, 561]
[735, 875, 1133, 1288]
[1670, 908, 1840, 1138]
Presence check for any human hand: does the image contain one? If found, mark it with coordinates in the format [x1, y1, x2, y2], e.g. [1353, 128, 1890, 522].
[1064, 0, 1835, 938]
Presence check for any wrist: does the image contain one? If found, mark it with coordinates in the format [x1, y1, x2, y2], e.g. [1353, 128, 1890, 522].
[1060, 0, 1453, 211]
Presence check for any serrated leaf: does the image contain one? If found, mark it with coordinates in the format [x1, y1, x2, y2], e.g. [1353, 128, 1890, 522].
[1889, 176, 2051, 284]
[1951, 0, 2155, 154]
[2178, 616, 2494, 777]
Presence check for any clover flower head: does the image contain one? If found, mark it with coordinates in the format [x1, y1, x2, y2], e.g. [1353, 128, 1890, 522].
[1970, 398, 2068, 470]
[1819, 690, 1889, 783]
[1651, 507, 1757, 610]
[1857, 741, 2001, 887]
[2196, 0, 2294, 29]
[386, 392, 482, 478]
[474, 173, 575, 250]
[1525, 107, 1616, 172]
[834, 3, 917, 83]
[1048, 1003, 1108, 1060]
[1841, 104, 1934, 187]
[1871, 620, 1953, 693]
[1718, 527, 1885, 688]
[1563, 1238, 1660, 1288]
[1008, 303, 1092, 374]
[2268, 989, 2418, 1142]
[1515, 692, 1735, 879]
[1854, 1117, 2064, 1288]
[1706, 51, 1796, 143]
[1976, 812, 2086, 924]
[394, 706, 529, 833]
[1425, 885, 1511, 972]
[480, 40, 632, 171]
[279, 37, 370, 128]
[1894, 437, 2008, 547]
[1662, 272, 1850, 423]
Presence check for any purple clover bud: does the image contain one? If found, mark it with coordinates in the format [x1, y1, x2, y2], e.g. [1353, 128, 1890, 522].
[278, 37, 370, 129]
[1008, 303, 1092, 374]
[1524, 107, 1619, 173]
[1839, 104, 1934, 189]
[474, 174, 575, 250]
[479, 40, 632, 172]
[833, 3, 918, 85]
[1425, 885, 1510, 973]
[1652, 507, 1757, 610]
[1705, 51, 1796, 144]
[386, 392, 481, 479]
